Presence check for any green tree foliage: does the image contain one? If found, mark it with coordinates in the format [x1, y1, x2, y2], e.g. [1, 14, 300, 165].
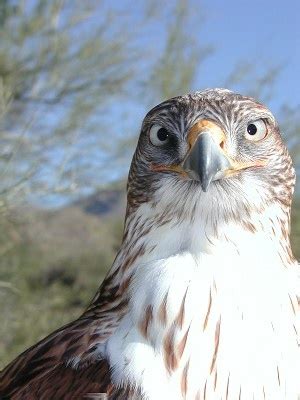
[0, 0, 137, 206]
[145, 0, 213, 103]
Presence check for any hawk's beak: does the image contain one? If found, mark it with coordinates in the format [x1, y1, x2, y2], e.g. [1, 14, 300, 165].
[183, 120, 232, 191]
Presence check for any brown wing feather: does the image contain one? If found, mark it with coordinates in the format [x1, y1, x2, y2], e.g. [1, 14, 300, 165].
[0, 318, 106, 398]
[8, 358, 112, 400]
[0, 268, 130, 399]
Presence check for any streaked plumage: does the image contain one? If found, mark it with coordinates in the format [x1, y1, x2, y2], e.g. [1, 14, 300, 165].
[1, 88, 299, 399]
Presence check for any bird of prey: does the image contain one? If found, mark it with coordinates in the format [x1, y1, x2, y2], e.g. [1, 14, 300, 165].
[0, 88, 299, 400]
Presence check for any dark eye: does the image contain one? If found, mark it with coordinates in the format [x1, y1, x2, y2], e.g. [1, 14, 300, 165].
[149, 125, 170, 146]
[247, 124, 257, 135]
[245, 119, 268, 141]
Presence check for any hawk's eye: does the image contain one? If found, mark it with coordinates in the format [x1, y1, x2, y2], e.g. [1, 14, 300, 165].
[149, 125, 170, 146]
[245, 119, 268, 141]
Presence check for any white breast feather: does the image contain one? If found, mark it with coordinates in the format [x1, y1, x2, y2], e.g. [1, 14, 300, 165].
[106, 198, 300, 400]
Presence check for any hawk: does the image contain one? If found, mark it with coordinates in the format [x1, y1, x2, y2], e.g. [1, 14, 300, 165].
[0, 89, 299, 399]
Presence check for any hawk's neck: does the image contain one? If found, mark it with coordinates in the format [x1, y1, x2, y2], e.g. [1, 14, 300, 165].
[105, 200, 299, 400]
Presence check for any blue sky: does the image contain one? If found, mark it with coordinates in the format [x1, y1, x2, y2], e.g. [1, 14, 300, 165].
[110, 0, 300, 131]
[193, 0, 300, 111]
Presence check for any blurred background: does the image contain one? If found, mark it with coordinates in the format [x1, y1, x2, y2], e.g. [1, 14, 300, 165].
[0, 0, 299, 367]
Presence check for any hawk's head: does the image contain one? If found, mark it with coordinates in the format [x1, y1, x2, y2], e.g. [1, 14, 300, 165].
[127, 89, 295, 228]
